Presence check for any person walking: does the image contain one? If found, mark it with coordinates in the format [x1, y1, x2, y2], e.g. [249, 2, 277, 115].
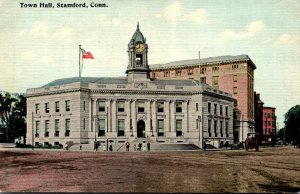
[109, 142, 113, 151]
[147, 141, 150, 151]
[134, 143, 137, 151]
[142, 141, 147, 151]
[125, 141, 130, 152]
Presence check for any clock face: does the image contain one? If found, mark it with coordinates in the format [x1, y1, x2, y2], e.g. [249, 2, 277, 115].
[135, 43, 144, 52]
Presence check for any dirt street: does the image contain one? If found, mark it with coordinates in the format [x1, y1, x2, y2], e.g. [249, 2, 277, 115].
[0, 146, 299, 192]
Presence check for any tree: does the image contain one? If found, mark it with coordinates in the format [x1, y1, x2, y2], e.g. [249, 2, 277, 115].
[0, 92, 26, 142]
[284, 105, 300, 143]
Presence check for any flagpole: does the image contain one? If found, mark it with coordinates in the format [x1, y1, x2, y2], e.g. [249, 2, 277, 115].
[79, 44, 81, 78]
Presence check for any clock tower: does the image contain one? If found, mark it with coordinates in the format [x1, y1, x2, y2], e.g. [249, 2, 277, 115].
[126, 23, 150, 82]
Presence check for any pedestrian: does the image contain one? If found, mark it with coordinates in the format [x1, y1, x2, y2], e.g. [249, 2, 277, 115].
[138, 142, 142, 151]
[147, 141, 150, 151]
[103, 143, 106, 151]
[109, 143, 113, 151]
[142, 141, 147, 151]
[125, 141, 130, 152]
[134, 143, 136, 151]
[96, 142, 99, 151]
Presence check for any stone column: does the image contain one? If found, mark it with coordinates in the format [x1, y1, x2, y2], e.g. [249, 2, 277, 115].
[171, 100, 175, 132]
[89, 98, 93, 133]
[105, 99, 110, 133]
[132, 100, 137, 135]
[166, 100, 170, 133]
[146, 100, 151, 133]
[109, 99, 113, 132]
[126, 99, 131, 136]
[93, 98, 98, 140]
[152, 100, 157, 137]
[186, 101, 189, 133]
[112, 99, 117, 133]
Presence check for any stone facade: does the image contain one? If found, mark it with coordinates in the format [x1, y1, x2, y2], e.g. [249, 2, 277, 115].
[26, 24, 235, 149]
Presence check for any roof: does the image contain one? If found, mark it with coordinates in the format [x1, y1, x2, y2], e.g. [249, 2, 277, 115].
[128, 23, 146, 47]
[43, 77, 128, 87]
[41, 77, 205, 88]
[150, 55, 256, 70]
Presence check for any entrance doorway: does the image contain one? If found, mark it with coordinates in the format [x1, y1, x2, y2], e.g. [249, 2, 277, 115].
[137, 120, 145, 138]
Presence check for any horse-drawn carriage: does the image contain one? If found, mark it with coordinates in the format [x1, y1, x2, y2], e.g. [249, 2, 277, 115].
[245, 133, 259, 151]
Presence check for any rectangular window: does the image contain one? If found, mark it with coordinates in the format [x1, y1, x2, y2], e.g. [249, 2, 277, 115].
[233, 87, 238, 94]
[54, 119, 59, 137]
[201, 67, 206, 74]
[83, 118, 86, 130]
[234, 100, 238, 107]
[176, 120, 182, 137]
[65, 100, 70, 111]
[164, 71, 169, 77]
[176, 102, 182, 113]
[65, 119, 70, 136]
[157, 102, 164, 113]
[214, 120, 217, 137]
[55, 101, 59, 112]
[212, 76, 219, 88]
[98, 101, 105, 112]
[118, 101, 125, 112]
[83, 101, 86, 111]
[232, 64, 239, 70]
[233, 75, 237, 82]
[117, 119, 125, 136]
[212, 66, 219, 72]
[157, 119, 164, 136]
[226, 107, 228, 116]
[35, 104, 40, 114]
[220, 120, 223, 137]
[208, 120, 211, 137]
[35, 121, 40, 137]
[200, 77, 206, 83]
[45, 103, 49, 113]
[196, 103, 198, 112]
[98, 119, 105, 136]
[208, 102, 211, 113]
[268, 121, 271, 126]
[220, 105, 223, 115]
[138, 101, 145, 113]
[226, 121, 229, 137]
[214, 104, 217, 115]
[45, 120, 49, 137]
[264, 121, 267, 126]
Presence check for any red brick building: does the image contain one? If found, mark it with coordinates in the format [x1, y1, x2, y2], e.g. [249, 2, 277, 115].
[149, 55, 256, 142]
[262, 107, 276, 143]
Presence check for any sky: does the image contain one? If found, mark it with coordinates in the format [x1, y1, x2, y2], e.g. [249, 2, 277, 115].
[0, 0, 299, 128]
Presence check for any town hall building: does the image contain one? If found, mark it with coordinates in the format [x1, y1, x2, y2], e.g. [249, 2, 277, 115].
[26, 24, 235, 149]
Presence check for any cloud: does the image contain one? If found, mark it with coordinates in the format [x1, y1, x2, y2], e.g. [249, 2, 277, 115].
[273, 34, 293, 45]
[220, 20, 265, 40]
[96, 14, 107, 23]
[37, 56, 52, 64]
[163, 1, 210, 25]
[21, 51, 36, 61]
[95, 14, 125, 27]
[53, 27, 75, 44]
[163, 1, 183, 22]
[31, 21, 49, 37]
